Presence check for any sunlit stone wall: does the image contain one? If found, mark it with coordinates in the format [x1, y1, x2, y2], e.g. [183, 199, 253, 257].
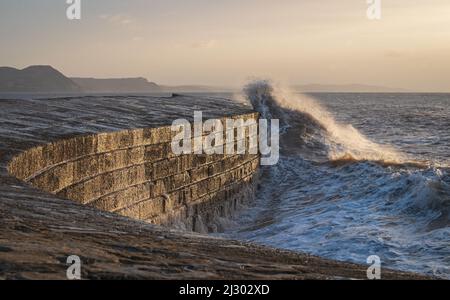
[8, 113, 260, 233]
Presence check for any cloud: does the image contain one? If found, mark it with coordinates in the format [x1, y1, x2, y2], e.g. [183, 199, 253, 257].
[132, 36, 144, 42]
[99, 14, 134, 26]
[384, 50, 405, 58]
[191, 39, 217, 49]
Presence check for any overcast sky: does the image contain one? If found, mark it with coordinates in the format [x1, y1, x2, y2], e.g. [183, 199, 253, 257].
[1, 0, 449, 91]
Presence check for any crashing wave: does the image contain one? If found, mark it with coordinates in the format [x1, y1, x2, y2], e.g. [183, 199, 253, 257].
[242, 80, 411, 165]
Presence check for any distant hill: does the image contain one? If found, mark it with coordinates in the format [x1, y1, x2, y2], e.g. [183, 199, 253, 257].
[294, 84, 409, 93]
[0, 65, 411, 94]
[161, 83, 409, 93]
[71, 77, 161, 93]
[160, 85, 235, 93]
[0, 65, 82, 93]
[0, 65, 162, 94]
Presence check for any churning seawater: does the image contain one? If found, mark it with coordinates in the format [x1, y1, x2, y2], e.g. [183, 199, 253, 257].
[216, 83, 450, 278]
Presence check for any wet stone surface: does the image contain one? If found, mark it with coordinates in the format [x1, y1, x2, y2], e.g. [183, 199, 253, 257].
[0, 95, 428, 279]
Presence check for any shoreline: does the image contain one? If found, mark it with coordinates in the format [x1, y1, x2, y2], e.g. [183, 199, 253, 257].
[0, 95, 433, 280]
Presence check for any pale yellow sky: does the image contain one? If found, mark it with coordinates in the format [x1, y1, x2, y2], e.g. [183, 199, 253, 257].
[1, 0, 449, 91]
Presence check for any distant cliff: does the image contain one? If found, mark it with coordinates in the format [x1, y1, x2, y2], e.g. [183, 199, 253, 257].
[294, 84, 409, 93]
[0, 65, 225, 94]
[0, 65, 410, 94]
[71, 77, 161, 93]
[0, 65, 82, 93]
[160, 85, 235, 93]
[0, 65, 162, 94]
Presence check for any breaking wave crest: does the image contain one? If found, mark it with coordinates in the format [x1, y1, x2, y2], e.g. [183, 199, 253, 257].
[242, 80, 411, 165]
[224, 80, 450, 278]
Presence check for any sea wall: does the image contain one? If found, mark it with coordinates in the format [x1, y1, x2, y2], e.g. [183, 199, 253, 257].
[0, 95, 427, 280]
[7, 113, 260, 233]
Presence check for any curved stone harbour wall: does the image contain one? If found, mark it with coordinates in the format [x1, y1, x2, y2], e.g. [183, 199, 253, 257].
[7, 113, 260, 233]
[0, 96, 427, 279]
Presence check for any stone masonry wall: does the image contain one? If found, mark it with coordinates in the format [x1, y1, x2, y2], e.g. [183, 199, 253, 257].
[7, 112, 260, 233]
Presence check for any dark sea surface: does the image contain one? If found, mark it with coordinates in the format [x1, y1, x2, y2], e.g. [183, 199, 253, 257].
[2, 90, 448, 278]
[212, 88, 449, 278]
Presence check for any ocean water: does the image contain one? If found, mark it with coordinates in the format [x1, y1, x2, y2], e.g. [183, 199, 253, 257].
[4, 90, 447, 277]
[218, 83, 450, 278]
